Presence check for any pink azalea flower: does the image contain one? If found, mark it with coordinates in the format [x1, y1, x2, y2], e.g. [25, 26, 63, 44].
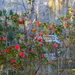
[11, 60, 16, 63]
[20, 52, 25, 57]
[42, 54, 45, 57]
[53, 43, 59, 47]
[50, 61, 53, 63]
[15, 45, 20, 49]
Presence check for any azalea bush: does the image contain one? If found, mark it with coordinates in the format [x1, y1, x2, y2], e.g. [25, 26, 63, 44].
[0, 7, 75, 75]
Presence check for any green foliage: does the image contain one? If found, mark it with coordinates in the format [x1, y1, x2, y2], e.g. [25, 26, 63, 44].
[0, 11, 2, 16]
[3, 9, 6, 16]
[0, 7, 75, 75]
[9, 10, 14, 15]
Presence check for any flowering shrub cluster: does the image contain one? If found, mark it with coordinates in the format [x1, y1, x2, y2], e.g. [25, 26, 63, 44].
[0, 7, 75, 75]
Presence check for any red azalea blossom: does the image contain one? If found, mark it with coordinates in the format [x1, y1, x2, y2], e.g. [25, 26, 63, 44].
[15, 45, 20, 49]
[4, 49, 11, 52]
[39, 32, 43, 36]
[32, 28, 37, 32]
[9, 46, 12, 48]
[36, 21, 41, 25]
[42, 54, 45, 57]
[55, 52, 58, 54]
[50, 61, 53, 63]
[38, 38, 42, 42]
[53, 29, 57, 32]
[12, 63, 18, 68]
[65, 18, 68, 21]
[52, 24, 55, 27]
[40, 43, 43, 46]
[20, 52, 25, 57]
[20, 66, 24, 69]
[30, 49, 34, 52]
[48, 26, 53, 29]
[64, 25, 69, 28]
[73, 10, 75, 13]
[12, 15, 18, 19]
[45, 34, 49, 37]
[2, 37, 6, 40]
[0, 53, 4, 55]
[34, 36, 39, 39]
[12, 16, 17, 19]
[14, 65, 18, 68]
[32, 73, 35, 75]
[22, 50, 25, 52]
[53, 43, 59, 47]
[24, 55, 28, 58]
[11, 60, 16, 63]
[0, 40, 2, 43]
[18, 19, 24, 24]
